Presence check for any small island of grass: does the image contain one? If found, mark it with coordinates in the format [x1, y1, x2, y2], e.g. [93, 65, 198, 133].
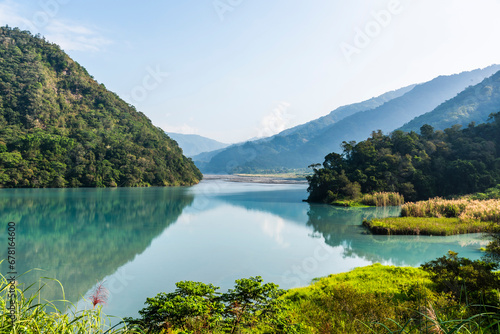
[363, 216, 491, 235]
[364, 197, 500, 236]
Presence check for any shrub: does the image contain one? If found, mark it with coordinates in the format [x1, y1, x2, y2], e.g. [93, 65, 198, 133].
[421, 251, 500, 306]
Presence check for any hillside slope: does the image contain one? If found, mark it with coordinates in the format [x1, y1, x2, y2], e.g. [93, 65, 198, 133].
[399, 70, 500, 132]
[0, 27, 201, 187]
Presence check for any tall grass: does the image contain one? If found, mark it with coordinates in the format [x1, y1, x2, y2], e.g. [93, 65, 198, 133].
[0, 267, 137, 333]
[361, 192, 405, 207]
[366, 304, 500, 333]
[401, 198, 500, 223]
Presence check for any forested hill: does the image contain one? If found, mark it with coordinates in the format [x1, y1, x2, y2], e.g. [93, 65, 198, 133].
[306, 114, 500, 203]
[0, 27, 202, 187]
[399, 69, 500, 132]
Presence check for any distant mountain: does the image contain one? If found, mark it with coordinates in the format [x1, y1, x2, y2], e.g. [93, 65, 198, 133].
[399, 70, 500, 133]
[167, 132, 229, 157]
[0, 27, 201, 187]
[199, 65, 500, 173]
[196, 84, 417, 173]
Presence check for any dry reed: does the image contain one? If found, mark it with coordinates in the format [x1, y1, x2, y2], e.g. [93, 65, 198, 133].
[401, 198, 500, 223]
[360, 192, 404, 207]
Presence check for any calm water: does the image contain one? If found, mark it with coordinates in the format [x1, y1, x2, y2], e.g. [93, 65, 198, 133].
[0, 180, 488, 321]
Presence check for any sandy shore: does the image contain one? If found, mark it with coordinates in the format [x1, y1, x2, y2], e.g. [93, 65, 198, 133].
[203, 174, 308, 184]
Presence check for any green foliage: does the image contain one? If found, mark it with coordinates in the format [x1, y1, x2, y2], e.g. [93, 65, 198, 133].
[284, 264, 453, 333]
[0, 26, 201, 188]
[421, 251, 500, 306]
[363, 217, 491, 236]
[125, 276, 302, 334]
[127, 281, 224, 333]
[307, 115, 500, 203]
[469, 184, 500, 200]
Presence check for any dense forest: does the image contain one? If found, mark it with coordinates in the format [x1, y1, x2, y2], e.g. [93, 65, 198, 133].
[0, 26, 202, 187]
[307, 113, 500, 203]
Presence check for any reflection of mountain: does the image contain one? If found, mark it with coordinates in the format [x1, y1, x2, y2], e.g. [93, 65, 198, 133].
[306, 205, 485, 266]
[0, 187, 193, 303]
[213, 188, 310, 225]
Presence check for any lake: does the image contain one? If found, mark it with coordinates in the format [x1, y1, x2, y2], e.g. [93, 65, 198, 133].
[0, 180, 488, 322]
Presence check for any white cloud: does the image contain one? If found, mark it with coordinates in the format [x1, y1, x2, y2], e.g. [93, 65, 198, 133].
[0, 0, 111, 52]
[256, 102, 293, 138]
[44, 21, 112, 52]
[162, 123, 199, 135]
[0, 1, 37, 31]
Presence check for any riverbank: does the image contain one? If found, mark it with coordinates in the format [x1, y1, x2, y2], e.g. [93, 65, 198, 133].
[203, 174, 308, 184]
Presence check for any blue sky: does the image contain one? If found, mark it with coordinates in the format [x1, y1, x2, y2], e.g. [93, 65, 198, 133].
[1, 0, 500, 143]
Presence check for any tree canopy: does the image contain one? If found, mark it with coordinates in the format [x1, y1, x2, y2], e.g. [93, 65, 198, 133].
[307, 113, 500, 202]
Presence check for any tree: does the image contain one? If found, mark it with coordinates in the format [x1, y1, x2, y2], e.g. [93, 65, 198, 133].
[421, 251, 499, 305]
[125, 276, 301, 334]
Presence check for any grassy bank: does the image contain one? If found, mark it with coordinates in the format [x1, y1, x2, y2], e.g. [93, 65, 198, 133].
[363, 217, 491, 235]
[331, 192, 404, 207]
[285, 264, 438, 333]
[363, 198, 500, 236]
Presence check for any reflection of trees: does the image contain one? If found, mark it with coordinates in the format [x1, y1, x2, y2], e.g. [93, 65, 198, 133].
[0, 187, 193, 304]
[307, 204, 485, 266]
[306, 204, 401, 246]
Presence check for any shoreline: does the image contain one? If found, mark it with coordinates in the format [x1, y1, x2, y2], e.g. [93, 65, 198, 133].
[202, 174, 308, 184]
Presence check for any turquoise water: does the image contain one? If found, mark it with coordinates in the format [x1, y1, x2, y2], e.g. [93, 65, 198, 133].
[0, 180, 488, 321]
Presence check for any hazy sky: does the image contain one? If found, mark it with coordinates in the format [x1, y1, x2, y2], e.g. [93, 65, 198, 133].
[1, 0, 500, 143]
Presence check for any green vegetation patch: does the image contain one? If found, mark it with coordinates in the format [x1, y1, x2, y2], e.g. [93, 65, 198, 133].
[284, 264, 450, 333]
[364, 217, 491, 236]
[330, 200, 370, 207]
[289, 263, 431, 297]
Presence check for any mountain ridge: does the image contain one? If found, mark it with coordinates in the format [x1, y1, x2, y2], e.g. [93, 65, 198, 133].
[399, 69, 500, 132]
[197, 65, 500, 173]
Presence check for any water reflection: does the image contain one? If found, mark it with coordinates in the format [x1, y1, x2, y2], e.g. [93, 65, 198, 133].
[0, 182, 489, 321]
[0, 187, 194, 304]
[306, 204, 487, 266]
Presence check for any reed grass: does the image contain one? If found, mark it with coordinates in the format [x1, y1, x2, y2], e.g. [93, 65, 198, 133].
[401, 198, 500, 223]
[365, 305, 500, 333]
[361, 192, 405, 207]
[0, 267, 137, 333]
